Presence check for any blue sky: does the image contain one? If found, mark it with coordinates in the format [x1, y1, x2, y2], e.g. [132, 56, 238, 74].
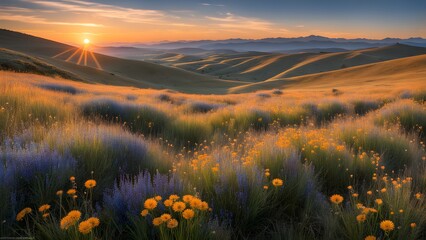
[0, 0, 425, 44]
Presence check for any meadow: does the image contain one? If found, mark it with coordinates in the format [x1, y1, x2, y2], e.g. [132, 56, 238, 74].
[1, 71, 426, 239]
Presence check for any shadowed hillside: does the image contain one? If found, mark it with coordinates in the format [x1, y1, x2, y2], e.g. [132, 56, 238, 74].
[0, 29, 244, 93]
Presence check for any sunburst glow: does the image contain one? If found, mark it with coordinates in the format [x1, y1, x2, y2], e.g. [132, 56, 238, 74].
[83, 38, 90, 45]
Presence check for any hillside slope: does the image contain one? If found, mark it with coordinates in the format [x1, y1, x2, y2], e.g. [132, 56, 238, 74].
[0, 29, 244, 93]
[229, 54, 426, 93]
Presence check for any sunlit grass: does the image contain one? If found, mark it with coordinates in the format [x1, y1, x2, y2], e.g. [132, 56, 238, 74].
[1, 72, 426, 239]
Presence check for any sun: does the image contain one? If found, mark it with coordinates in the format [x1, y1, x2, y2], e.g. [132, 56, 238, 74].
[83, 38, 90, 45]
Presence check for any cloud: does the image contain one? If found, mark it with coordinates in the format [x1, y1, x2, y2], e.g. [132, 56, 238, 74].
[0, 12, 103, 27]
[206, 13, 275, 31]
[201, 3, 225, 7]
[24, 0, 189, 26]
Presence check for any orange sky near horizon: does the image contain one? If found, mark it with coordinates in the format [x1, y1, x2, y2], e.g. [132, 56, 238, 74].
[1, 0, 425, 45]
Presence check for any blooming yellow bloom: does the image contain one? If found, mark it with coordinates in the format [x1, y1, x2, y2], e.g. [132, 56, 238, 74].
[330, 194, 344, 204]
[272, 178, 283, 187]
[84, 179, 97, 189]
[362, 208, 378, 214]
[365, 236, 376, 240]
[152, 217, 163, 226]
[78, 221, 92, 234]
[167, 219, 178, 228]
[347, 186, 353, 190]
[141, 209, 149, 217]
[16, 208, 32, 221]
[367, 191, 372, 195]
[263, 185, 269, 190]
[356, 203, 364, 209]
[169, 194, 179, 201]
[172, 201, 186, 212]
[380, 188, 387, 193]
[200, 201, 209, 211]
[68, 210, 82, 220]
[56, 190, 63, 196]
[375, 199, 383, 205]
[87, 217, 100, 227]
[415, 192, 422, 199]
[182, 209, 195, 220]
[164, 199, 173, 207]
[183, 195, 193, 203]
[190, 198, 202, 209]
[42, 213, 49, 218]
[352, 193, 359, 198]
[60, 210, 81, 230]
[67, 189, 76, 195]
[38, 204, 50, 213]
[154, 195, 162, 201]
[356, 214, 366, 223]
[380, 220, 395, 232]
[144, 198, 157, 210]
[411, 223, 416, 228]
[69, 176, 75, 181]
[161, 214, 172, 222]
[265, 172, 270, 177]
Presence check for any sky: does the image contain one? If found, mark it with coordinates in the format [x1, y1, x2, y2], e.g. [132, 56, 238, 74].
[0, 0, 425, 45]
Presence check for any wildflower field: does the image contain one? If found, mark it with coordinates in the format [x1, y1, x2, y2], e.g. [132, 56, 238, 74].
[1, 72, 426, 239]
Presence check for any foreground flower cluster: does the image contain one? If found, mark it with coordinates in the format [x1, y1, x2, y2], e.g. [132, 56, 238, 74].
[15, 177, 101, 239]
[140, 194, 211, 238]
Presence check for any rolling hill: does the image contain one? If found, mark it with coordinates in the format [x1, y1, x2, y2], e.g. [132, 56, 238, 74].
[0, 29, 244, 93]
[1, 29, 425, 94]
[161, 43, 426, 82]
[229, 54, 426, 93]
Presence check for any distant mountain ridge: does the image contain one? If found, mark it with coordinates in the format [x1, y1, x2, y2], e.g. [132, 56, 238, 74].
[129, 35, 426, 52]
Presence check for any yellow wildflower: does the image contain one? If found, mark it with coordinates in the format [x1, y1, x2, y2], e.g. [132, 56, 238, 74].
[169, 194, 179, 201]
[380, 220, 395, 232]
[67, 189, 76, 195]
[330, 194, 344, 204]
[365, 236, 376, 240]
[87, 217, 100, 227]
[38, 204, 50, 213]
[141, 209, 149, 217]
[16, 208, 32, 221]
[161, 214, 172, 222]
[272, 178, 283, 187]
[200, 201, 209, 211]
[144, 198, 157, 210]
[356, 214, 366, 223]
[154, 195, 162, 201]
[164, 199, 173, 207]
[167, 219, 178, 228]
[84, 179, 97, 189]
[78, 221, 92, 234]
[152, 217, 163, 226]
[190, 198, 202, 209]
[172, 201, 186, 212]
[375, 199, 383, 205]
[182, 209, 195, 220]
[183, 195, 193, 203]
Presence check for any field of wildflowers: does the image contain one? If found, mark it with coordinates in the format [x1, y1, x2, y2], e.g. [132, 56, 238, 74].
[1, 72, 425, 239]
